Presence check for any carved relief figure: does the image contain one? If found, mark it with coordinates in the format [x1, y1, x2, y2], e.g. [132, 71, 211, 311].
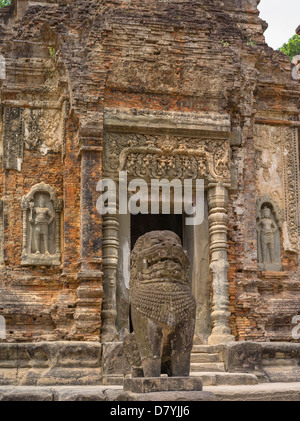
[257, 201, 282, 271]
[29, 198, 55, 255]
[21, 183, 62, 266]
[259, 207, 277, 264]
[123, 231, 196, 378]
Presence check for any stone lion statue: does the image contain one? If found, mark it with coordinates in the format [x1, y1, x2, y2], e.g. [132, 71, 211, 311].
[123, 230, 196, 378]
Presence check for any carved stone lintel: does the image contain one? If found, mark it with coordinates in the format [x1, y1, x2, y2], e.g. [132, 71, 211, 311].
[21, 183, 63, 266]
[207, 185, 235, 345]
[103, 133, 231, 184]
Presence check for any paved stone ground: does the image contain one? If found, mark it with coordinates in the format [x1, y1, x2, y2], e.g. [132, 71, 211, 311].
[0, 383, 300, 401]
[205, 383, 300, 401]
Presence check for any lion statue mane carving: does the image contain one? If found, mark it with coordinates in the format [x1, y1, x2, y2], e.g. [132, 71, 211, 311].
[123, 230, 196, 378]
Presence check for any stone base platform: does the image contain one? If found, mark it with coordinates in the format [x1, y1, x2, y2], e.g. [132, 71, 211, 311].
[0, 383, 300, 401]
[123, 376, 203, 394]
[0, 385, 216, 401]
[123, 376, 213, 401]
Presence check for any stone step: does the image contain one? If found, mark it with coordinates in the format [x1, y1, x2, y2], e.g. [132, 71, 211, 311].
[190, 372, 259, 386]
[190, 362, 225, 373]
[191, 353, 220, 363]
[192, 345, 219, 354]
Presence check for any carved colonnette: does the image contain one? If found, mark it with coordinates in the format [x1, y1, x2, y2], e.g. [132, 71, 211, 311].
[207, 185, 235, 344]
[21, 183, 63, 266]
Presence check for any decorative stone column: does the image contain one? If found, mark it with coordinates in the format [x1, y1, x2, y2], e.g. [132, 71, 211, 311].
[207, 185, 235, 345]
[101, 205, 120, 342]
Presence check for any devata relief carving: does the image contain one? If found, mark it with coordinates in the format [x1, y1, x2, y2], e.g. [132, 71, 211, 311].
[29, 198, 55, 256]
[21, 183, 62, 266]
[123, 231, 196, 377]
[257, 197, 282, 272]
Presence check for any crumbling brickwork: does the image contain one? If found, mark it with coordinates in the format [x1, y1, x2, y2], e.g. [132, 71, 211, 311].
[0, 0, 299, 344]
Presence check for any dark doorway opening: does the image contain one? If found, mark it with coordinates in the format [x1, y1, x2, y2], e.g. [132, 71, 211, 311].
[130, 213, 183, 250]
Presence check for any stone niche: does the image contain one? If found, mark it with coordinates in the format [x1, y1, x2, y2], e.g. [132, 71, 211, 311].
[21, 183, 62, 266]
[256, 196, 283, 272]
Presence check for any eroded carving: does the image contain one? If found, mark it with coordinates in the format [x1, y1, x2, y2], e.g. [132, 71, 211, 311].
[254, 124, 299, 252]
[23, 108, 62, 155]
[123, 231, 196, 377]
[283, 127, 300, 250]
[3, 107, 24, 171]
[21, 183, 62, 266]
[29, 197, 55, 256]
[2, 106, 63, 172]
[257, 197, 282, 271]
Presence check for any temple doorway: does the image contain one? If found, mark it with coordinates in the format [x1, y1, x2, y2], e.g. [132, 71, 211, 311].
[130, 214, 183, 250]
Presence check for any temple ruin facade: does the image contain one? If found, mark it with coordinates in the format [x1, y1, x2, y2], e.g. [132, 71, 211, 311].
[0, 0, 300, 392]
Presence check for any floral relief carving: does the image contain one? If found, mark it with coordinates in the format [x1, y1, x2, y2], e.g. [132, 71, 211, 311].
[23, 108, 62, 155]
[104, 133, 230, 183]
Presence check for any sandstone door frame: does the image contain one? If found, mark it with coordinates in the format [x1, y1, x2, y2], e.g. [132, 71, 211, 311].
[101, 108, 235, 345]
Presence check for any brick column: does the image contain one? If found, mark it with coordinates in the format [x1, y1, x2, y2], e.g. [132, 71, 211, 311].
[74, 126, 103, 338]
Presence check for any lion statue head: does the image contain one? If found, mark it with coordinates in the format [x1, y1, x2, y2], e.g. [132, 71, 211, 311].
[130, 230, 195, 329]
